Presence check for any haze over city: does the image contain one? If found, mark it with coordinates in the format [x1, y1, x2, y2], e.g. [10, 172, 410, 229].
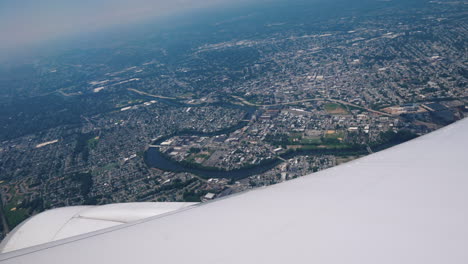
[0, 0, 261, 56]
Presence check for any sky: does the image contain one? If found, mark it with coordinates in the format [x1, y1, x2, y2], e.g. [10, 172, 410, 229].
[0, 0, 258, 56]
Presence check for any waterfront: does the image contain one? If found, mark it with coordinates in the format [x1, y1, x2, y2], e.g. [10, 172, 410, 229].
[145, 147, 281, 180]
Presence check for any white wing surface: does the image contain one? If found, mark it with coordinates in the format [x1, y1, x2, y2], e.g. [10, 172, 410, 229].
[0, 118, 467, 264]
[0, 203, 197, 253]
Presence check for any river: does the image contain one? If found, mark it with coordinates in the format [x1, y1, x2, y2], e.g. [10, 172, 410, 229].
[145, 147, 282, 180]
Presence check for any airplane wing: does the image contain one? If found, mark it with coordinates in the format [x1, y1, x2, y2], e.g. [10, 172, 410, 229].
[0, 202, 197, 253]
[0, 118, 467, 264]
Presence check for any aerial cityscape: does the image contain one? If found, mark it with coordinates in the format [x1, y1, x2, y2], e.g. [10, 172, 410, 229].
[0, 0, 466, 238]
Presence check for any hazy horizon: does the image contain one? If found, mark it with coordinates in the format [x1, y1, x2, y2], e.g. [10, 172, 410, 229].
[0, 0, 266, 58]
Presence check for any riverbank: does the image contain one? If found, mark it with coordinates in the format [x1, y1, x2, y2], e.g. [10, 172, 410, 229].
[145, 130, 418, 180]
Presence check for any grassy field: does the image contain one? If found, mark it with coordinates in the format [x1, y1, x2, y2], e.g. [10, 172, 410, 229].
[287, 131, 345, 145]
[186, 153, 211, 164]
[324, 130, 345, 141]
[3, 192, 29, 229]
[186, 148, 215, 165]
[93, 162, 118, 174]
[300, 138, 322, 144]
[324, 103, 349, 115]
[87, 136, 99, 150]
